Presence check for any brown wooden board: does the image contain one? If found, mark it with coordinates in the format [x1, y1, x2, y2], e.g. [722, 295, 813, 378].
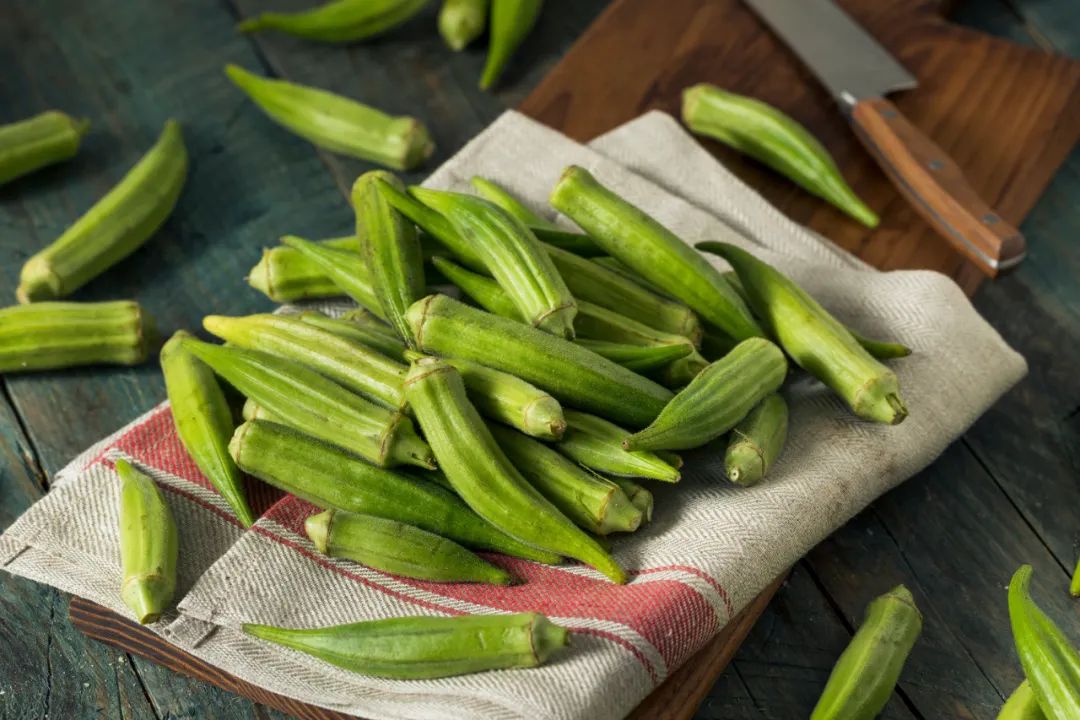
[69, 574, 784, 720]
[518, 0, 1080, 294]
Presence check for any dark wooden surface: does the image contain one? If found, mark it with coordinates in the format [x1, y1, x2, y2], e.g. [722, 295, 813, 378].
[0, 1, 1077, 719]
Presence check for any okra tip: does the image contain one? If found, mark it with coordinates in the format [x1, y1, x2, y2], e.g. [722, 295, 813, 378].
[304, 510, 333, 555]
[531, 615, 571, 664]
[121, 576, 169, 625]
[15, 256, 61, 304]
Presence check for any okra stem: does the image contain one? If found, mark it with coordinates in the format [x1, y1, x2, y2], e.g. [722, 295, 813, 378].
[116, 459, 178, 625]
[724, 393, 788, 487]
[0, 111, 89, 186]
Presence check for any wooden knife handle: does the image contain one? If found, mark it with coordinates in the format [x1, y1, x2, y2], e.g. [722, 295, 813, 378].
[850, 97, 1026, 277]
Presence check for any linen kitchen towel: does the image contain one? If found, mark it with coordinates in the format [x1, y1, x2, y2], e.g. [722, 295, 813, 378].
[0, 110, 1026, 720]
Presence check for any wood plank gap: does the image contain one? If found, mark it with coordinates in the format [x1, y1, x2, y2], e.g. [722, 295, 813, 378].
[799, 557, 930, 720]
[960, 436, 1072, 576]
[997, 0, 1059, 52]
[127, 658, 166, 720]
[0, 382, 48, 493]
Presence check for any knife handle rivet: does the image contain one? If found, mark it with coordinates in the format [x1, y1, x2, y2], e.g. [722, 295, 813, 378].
[927, 159, 944, 172]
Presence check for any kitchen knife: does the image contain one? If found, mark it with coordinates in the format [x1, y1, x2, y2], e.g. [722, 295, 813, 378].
[743, 0, 1026, 276]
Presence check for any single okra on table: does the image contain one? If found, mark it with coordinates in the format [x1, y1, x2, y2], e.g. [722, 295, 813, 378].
[246, 235, 357, 303]
[238, 0, 430, 43]
[0, 111, 89, 186]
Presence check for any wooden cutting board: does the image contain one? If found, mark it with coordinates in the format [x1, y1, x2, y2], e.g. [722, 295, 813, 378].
[70, 1, 1078, 719]
[519, 0, 1080, 295]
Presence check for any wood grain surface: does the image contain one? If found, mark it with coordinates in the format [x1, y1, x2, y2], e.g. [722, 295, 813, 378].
[0, 1, 1077, 719]
[519, 0, 1080, 294]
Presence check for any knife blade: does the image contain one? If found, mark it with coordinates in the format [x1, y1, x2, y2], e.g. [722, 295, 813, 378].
[743, 0, 1025, 276]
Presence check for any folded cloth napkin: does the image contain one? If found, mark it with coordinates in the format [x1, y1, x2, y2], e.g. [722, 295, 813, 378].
[0, 110, 1026, 720]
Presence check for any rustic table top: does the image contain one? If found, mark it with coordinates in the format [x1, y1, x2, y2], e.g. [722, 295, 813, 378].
[0, 1, 1076, 719]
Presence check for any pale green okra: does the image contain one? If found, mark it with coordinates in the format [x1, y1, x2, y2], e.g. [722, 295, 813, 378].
[559, 410, 680, 483]
[230, 419, 560, 563]
[998, 682, 1046, 720]
[238, 0, 430, 43]
[17, 120, 187, 303]
[225, 65, 432, 170]
[609, 477, 653, 524]
[247, 235, 358, 303]
[575, 339, 691, 373]
[0, 111, 89, 186]
[0, 300, 156, 372]
[404, 357, 626, 583]
[439, 0, 489, 50]
[280, 236, 384, 317]
[116, 459, 178, 625]
[243, 612, 569, 679]
[305, 509, 512, 585]
[161, 331, 254, 526]
[626, 337, 788, 452]
[724, 393, 788, 487]
[297, 310, 406, 360]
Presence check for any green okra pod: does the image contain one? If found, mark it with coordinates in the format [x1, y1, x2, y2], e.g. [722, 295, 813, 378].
[545, 243, 703, 343]
[355, 171, 426, 343]
[810, 585, 922, 720]
[411, 187, 577, 339]
[181, 337, 434, 469]
[404, 350, 565, 440]
[116, 459, 178, 625]
[1008, 565, 1080, 720]
[238, 0, 430, 43]
[408, 294, 672, 428]
[480, 0, 544, 90]
[243, 612, 568, 679]
[682, 84, 879, 228]
[305, 509, 512, 585]
[609, 477, 653, 524]
[203, 314, 407, 410]
[550, 165, 762, 342]
[0, 300, 156, 372]
[650, 353, 710, 389]
[161, 331, 254, 527]
[297, 310, 407, 360]
[489, 424, 641, 535]
[439, 0, 489, 50]
[230, 420, 559, 563]
[998, 682, 1046, 720]
[378, 180, 488, 271]
[225, 65, 433, 170]
[560, 410, 680, 483]
[241, 397, 271, 422]
[592, 256, 672, 298]
[280, 236, 383, 316]
[247, 235, 357, 303]
[701, 242, 908, 425]
[627, 338, 787, 451]
[576, 339, 692, 373]
[724, 393, 788, 487]
[0, 111, 89, 186]
[404, 357, 626, 582]
[17, 121, 186, 303]
[1072, 557, 1080, 599]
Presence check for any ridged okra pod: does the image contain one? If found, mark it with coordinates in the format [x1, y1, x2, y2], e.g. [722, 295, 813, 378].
[226, 65, 433, 170]
[545, 243, 702, 343]
[355, 171, 425, 342]
[576, 339, 691, 373]
[243, 612, 568, 679]
[592, 256, 671, 297]
[627, 338, 787, 451]
[241, 397, 270, 422]
[305, 509, 511, 585]
[161, 331, 254, 526]
[116, 459, 178, 625]
[682, 84, 878, 228]
[1008, 565, 1080, 720]
[17, 121, 187, 303]
[724, 393, 788, 487]
[238, 0, 429, 42]
[0, 111, 89, 186]
[181, 337, 434, 469]
[560, 410, 680, 483]
[480, 0, 544, 90]
[701, 242, 908, 425]
[377, 180, 488, 270]
[489, 424, 641, 535]
[412, 188, 577, 338]
[998, 682, 1046, 720]
[404, 357, 626, 583]
[408, 294, 672, 428]
[405, 350, 564, 440]
[297, 310, 406, 360]
[203, 314, 407, 410]
[281, 236, 383, 316]
[0, 301, 156, 372]
[230, 420, 559, 563]
[609, 477, 653, 524]
[439, 0, 488, 50]
[810, 585, 922, 720]
[722, 269, 910, 360]
[550, 166, 762, 341]
[247, 235, 357, 302]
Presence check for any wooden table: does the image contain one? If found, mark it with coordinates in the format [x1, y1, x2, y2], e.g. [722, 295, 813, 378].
[0, 1, 1076, 719]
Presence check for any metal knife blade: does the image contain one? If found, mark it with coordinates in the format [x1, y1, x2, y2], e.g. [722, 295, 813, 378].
[743, 0, 917, 107]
